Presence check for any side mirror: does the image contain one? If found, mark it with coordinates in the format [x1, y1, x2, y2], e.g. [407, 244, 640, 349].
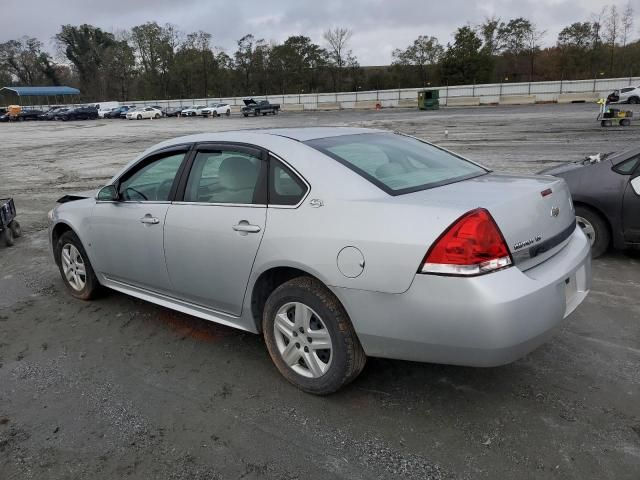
[96, 185, 119, 202]
[631, 177, 640, 196]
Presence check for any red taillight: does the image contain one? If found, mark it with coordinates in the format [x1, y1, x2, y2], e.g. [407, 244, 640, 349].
[420, 208, 512, 276]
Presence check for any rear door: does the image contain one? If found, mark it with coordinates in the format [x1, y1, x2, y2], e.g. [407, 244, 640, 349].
[163, 144, 267, 315]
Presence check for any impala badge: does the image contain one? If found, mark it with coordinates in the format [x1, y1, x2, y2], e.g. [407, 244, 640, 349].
[551, 206, 560, 217]
[513, 235, 543, 251]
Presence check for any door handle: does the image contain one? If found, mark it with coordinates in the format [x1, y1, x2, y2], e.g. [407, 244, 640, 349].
[232, 222, 261, 233]
[140, 215, 160, 225]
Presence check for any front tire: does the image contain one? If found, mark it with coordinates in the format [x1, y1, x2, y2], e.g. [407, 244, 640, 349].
[1, 227, 14, 247]
[56, 231, 100, 300]
[8, 220, 21, 237]
[263, 277, 366, 395]
[575, 205, 610, 258]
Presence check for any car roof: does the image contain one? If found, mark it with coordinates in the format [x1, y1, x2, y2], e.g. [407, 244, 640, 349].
[256, 127, 386, 141]
[150, 127, 387, 149]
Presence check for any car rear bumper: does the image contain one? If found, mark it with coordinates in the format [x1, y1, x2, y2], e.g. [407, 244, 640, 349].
[334, 227, 591, 367]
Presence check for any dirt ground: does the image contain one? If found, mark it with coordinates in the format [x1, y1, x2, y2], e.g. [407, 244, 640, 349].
[1, 103, 639, 479]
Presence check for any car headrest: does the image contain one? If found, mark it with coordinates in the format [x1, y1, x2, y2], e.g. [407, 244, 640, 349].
[219, 157, 259, 190]
[375, 162, 408, 178]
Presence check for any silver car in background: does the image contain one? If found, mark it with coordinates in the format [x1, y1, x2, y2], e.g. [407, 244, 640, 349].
[48, 127, 591, 394]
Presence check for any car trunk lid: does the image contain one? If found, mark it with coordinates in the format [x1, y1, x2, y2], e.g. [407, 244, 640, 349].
[401, 173, 576, 271]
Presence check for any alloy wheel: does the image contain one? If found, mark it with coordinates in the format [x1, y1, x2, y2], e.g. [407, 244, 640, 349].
[576, 216, 596, 246]
[273, 302, 333, 378]
[61, 243, 87, 291]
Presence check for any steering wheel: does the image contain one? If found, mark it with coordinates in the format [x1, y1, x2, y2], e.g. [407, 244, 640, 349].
[124, 186, 148, 201]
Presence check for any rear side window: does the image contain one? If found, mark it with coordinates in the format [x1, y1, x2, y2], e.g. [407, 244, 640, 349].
[306, 133, 487, 195]
[621, 87, 635, 93]
[184, 150, 265, 204]
[269, 159, 308, 206]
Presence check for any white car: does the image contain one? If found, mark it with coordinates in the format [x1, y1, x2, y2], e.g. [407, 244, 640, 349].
[126, 107, 163, 120]
[95, 102, 119, 118]
[181, 105, 207, 116]
[202, 103, 232, 117]
[609, 86, 640, 104]
[98, 107, 115, 118]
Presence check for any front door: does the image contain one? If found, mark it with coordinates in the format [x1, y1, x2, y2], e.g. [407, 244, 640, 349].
[164, 145, 267, 315]
[90, 148, 188, 293]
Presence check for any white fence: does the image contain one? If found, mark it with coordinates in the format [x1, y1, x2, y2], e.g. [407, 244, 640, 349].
[124, 76, 640, 110]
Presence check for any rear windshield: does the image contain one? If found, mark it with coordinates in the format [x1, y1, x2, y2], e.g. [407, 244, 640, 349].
[306, 133, 487, 195]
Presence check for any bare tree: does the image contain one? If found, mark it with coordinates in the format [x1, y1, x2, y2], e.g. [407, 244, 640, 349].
[525, 24, 546, 81]
[604, 4, 620, 72]
[323, 27, 355, 91]
[620, 1, 634, 69]
[589, 7, 607, 76]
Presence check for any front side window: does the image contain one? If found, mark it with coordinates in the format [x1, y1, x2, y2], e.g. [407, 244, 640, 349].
[269, 159, 307, 206]
[306, 133, 487, 195]
[119, 152, 186, 201]
[184, 150, 264, 204]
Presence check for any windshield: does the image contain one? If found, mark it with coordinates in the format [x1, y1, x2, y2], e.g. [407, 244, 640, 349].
[306, 133, 488, 195]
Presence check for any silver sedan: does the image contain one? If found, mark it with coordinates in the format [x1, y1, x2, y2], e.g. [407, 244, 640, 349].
[48, 128, 591, 394]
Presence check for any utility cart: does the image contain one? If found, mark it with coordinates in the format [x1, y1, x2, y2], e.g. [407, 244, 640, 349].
[597, 98, 633, 127]
[0, 198, 22, 247]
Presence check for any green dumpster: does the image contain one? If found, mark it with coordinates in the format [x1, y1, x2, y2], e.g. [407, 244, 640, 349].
[418, 89, 440, 110]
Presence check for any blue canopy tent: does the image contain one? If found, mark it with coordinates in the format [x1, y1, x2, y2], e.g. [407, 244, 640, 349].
[0, 86, 81, 108]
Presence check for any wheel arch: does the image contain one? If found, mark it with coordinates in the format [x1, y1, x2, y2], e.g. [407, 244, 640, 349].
[249, 265, 340, 333]
[51, 221, 77, 264]
[573, 201, 614, 245]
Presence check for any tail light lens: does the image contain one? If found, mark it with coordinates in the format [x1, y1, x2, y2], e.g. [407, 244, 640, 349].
[419, 208, 512, 276]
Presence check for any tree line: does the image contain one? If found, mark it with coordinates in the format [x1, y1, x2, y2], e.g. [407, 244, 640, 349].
[0, 3, 637, 102]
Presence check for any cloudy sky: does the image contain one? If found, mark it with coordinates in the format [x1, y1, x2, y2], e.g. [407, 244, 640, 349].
[3, 0, 640, 65]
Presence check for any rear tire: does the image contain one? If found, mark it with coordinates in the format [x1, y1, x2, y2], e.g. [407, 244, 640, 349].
[601, 120, 612, 127]
[154, 113, 160, 119]
[1, 228, 14, 247]
[629, 96, 640, 104]
[226, 110, 230, 116]
[575, 205, 610, 258]
[263, 276, 366, 395]
[56, 231, 101, 300]
[620, 119, 631, 126]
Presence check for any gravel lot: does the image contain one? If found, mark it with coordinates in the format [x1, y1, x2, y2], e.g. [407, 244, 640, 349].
[1, 103, 639, 479]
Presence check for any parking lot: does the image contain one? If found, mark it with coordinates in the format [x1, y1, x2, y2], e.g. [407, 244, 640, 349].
[1, 103, 639, 479]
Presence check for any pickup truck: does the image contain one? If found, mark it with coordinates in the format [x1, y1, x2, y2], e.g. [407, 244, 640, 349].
[241, 98, 280, 117]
